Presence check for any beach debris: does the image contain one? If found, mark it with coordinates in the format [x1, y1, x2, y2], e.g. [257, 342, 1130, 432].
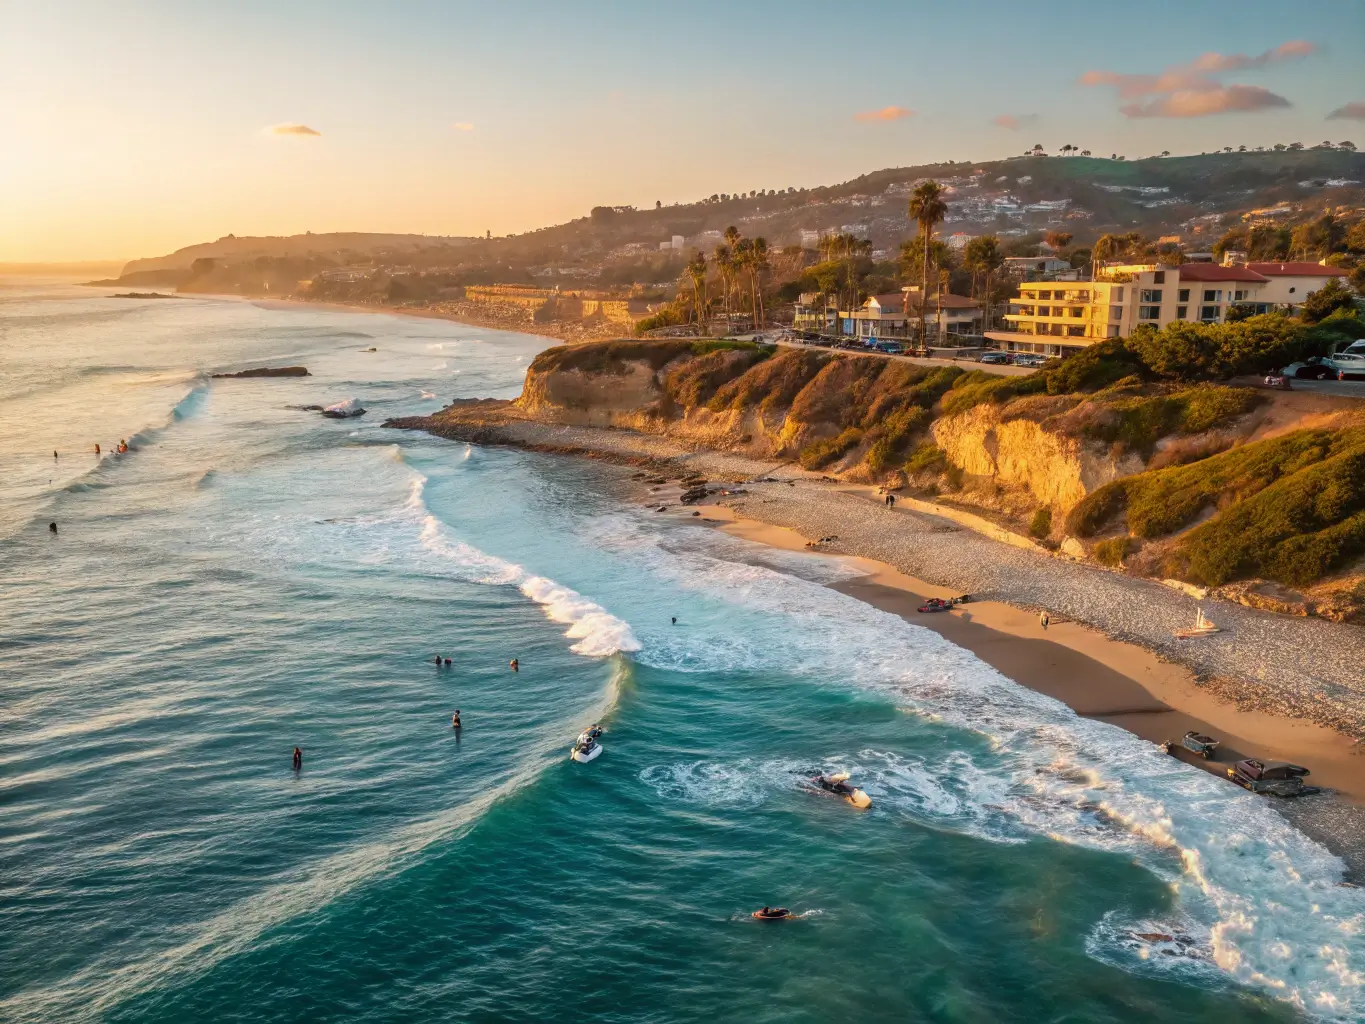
[1226, 758, 1320, 797]
[321, 398, 367, 419]
[1174, 606, 1221, 639]
[679, 486, 711, 505]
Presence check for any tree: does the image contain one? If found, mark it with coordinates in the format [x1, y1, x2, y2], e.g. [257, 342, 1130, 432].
[908, 181, 948, 345]
[1341, 141, 1358, 152]
[1274, 143, 1287, 151]
[712, 243, 734, 322]
[1044, 231, 1072, 254]
[751, 237, 770, 327]
[1081, 150, 1091, 157]
[1161, 150, 1170, 158]
[1060, 144, 1072, 156]
[1091, 233, 1122, 281]
[1288, 142, 1304, 151]
[1301, 279, 1359, 324]
[686, 250, 708, 330]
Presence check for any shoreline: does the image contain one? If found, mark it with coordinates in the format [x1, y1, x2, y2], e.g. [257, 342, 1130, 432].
[698, 503, 1365, 805]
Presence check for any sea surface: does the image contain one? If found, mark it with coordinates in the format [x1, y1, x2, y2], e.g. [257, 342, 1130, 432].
[2, 279, 1362, 1022]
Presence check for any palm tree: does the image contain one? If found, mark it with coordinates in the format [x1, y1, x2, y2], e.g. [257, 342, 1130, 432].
[964, 235, 1003, 334]
[751, 237, 770, 328]
[686, 250, 708, 332]
[908, 181, 948, 346]
[713, 244, 733, 323]
[1060, 144, 1072, 157]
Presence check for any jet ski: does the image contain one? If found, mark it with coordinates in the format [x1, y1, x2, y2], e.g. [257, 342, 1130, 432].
[810, 772, 872, 808]
[571, 725, 604, 763]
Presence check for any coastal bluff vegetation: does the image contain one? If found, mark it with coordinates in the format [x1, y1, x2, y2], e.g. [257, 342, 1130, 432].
[391, 312, 1365, 622]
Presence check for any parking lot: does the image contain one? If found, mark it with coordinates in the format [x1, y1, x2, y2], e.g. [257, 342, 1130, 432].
[773, 335, 1035, 377]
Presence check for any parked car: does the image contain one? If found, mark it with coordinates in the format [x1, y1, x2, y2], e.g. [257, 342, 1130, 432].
[1282, 360, 1335, 380]
[977, 351, 1011, 364]
[1012, 353, 1047, 369]
[873, 341, 905, 354]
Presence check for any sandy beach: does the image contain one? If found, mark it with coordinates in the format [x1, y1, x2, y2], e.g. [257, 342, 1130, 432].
[700, 503, 1365, 805]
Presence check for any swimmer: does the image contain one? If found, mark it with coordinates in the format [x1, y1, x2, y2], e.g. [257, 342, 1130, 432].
[94, 443, 101, 455]
[54, 450, 58, 460]
[48, 522, 57, 535]
[452, 710, 462, 728]
[444, 657, 452, 667]
[434, 654, 442, 665]
[671, 616, 677, 625]
[292, 747, 302, 771]
[509, 658, 519, 672]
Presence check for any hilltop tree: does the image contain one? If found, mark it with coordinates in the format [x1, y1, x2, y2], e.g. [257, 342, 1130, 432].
[1341, 141, 1358, 152]
[908, 180, 948, 344]
[1044, 231, 1073, 254]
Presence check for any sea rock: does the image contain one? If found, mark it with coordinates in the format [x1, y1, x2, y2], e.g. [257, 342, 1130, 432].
[679, 486, 711, 505]
[213, 366, 310, 378]
[1220, 580, 1314, 617]
[322, 398, 367, 419]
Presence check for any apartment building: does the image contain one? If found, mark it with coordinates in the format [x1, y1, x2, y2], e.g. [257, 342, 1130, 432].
[986, 261, 1347, 357]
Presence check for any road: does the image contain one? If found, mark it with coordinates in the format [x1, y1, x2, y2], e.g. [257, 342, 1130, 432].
[772, 337, 1035, 377]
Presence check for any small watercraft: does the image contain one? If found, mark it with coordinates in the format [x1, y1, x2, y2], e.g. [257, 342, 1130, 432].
[810, 772, 872, 808]
[752, 907, 793, 921]
[571, 726, 603, 763]
[916, 598, 954, 614]
[1179, 730, 1219, 758]
[1174, 606, 1221, 639]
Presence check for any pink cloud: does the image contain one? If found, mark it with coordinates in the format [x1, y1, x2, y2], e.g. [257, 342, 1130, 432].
[1081, 40, 1314, 117]
[267, 123, 321, 137]
[1120, 85, 1291, 118]
[1327, 102, 1365, 121]
[854, 105, 914, 123]
[992, 113, 1038, 131]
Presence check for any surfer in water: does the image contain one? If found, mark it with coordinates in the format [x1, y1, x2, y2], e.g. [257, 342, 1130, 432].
[433, 654, 442, 666]
[509, 658, 519, 672]
[671, 616, 677, 625]
[292, 747, 303, 771]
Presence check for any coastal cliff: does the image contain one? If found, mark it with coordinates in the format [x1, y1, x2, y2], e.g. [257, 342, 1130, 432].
[388, 338, 1365, 616]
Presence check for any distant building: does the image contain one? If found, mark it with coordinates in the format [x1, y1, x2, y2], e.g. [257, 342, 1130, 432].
[946, 232, 975, 250]
[1244, 261, 1349, 305]
[1003, 256, 1072, 281]
[671, 235, 685, 249]
[839, 290, 983, 341]
[799, 229, 820, 248]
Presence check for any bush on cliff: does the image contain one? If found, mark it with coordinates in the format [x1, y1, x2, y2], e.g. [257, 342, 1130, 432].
[709, 348, 829, 415]
[663, 346, 773, 409]
[530, 338, 769, 377]
[1126, 313, 1330, 380]
[1066, 426, 1365, 587]
[800, 428, 864, 470]
[1071, 385, 1262, 455]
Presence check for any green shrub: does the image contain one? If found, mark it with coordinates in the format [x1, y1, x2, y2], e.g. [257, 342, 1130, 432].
[663, 346, 771, 409]
[1029, 507, 1053, 539]
[905, 443, 948, 475]
[1067, 480, 1130, 537]
[865, 406, 931, 474]
[1075, 386, 1261, 454]
[1093, 536, 1131, 567]
[799, 428, 863, 470]
[1126, 313, 1328, 380]
[709, 348, 828, 414]
[1044, 339, 1149, 394]
[940, 370, 1048, 416]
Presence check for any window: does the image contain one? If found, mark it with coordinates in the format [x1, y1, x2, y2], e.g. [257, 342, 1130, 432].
[1139, 305, 1161, 320]
[1153, 271, 1166, 284]
[1140, 289, 1163, 303]
[1068, 307, 1083, 318]
[1077, 291, 1090, 301]
[1203, 289, 1222, 302]
[1110, 305, 1124, 321]
[1113, 287, 1124, 302]
[1067, 325, 1085, 337]
[1233, 290, 1247, 301]
[1200, 306, 1219, 321]
[1037, 290, 1052, 300]
[1289, 287, 1297, 294]
[1178, 289, 1190, 302]
[1107, 325, 1121, 338]
[1051, 323, 1064, 336]
[1176, 306, 1188, 319]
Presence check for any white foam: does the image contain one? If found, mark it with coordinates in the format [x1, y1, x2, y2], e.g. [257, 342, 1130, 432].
[588, 511, 1365, 1018]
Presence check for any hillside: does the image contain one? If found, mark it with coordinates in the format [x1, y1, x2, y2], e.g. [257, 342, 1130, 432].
[101, 149, 1365, 294]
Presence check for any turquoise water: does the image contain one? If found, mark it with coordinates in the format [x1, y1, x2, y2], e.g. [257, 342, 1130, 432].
[1, 280, 1359, 1022]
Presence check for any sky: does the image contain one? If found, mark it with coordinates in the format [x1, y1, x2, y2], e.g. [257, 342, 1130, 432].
[2, 0, 1363, 261]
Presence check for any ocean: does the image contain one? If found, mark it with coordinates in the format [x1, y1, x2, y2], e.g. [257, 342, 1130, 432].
[1, 278, 1360, 1022]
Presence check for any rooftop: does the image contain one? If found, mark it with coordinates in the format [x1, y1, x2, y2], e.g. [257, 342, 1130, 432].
[1176, 264, 1268, 283]
[1245, 261, 1348, 277]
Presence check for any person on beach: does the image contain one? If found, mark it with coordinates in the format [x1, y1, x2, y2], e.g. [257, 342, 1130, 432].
[292, 747, 303, 771]
[509, 658, 519, 672]
[1040, 611, 1050, 630]
[889, 494, 896, 508]
[54, 450, 58, 460]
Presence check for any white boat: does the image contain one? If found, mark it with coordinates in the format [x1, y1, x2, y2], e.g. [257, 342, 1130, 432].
[1174, 606, 1221, 639]
[571, 726, 603, 763]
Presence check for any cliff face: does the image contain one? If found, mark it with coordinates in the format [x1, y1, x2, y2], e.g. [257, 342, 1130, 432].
[933, 404, 1143, 512]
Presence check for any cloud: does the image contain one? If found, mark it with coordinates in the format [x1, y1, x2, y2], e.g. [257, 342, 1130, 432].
[854, 105, 914, 123]
[1080, 40, 1314, 118]
[452, 122, 475, 131]
[992, 113, 1038, 131]
[267, 123, 321, 137]
[1327, 101, 1365, 121]
[1121, 85, 1291, 119]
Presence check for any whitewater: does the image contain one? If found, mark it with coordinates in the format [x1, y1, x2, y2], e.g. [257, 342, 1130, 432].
[0, 279, 1358, 1022]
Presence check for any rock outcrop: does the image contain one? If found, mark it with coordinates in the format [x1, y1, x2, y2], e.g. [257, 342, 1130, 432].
[212, 366, 310, 378]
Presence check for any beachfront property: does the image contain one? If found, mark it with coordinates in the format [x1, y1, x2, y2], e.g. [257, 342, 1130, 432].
[986, 260, 1350, 357]
[838, 289, 984, 341]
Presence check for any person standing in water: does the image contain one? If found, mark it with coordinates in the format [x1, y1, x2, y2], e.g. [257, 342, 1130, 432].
[292, 747, 303, 771]
[48, 522, 57, 535]
[94, 443, 101, 455]
[509, 658, 519, 672]
[451, 710, 461, 729]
